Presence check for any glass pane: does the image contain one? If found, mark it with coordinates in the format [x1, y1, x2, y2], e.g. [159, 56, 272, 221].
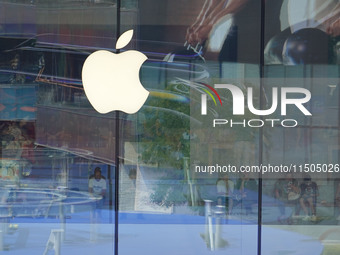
[0, 1, 117, 254]
[119, 0, 261, 254]
[3, 0, 339, 254]
[263, 0, 340, 254]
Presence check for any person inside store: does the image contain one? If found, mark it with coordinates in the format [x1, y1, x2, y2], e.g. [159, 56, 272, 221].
[9, 53, 25, 84]
[89, 167, 107, 220]
[216, 175, 234, 214]
[89, 167, 107, 198]
[299, 175, 319, 221]
[274, 172, 300, 224]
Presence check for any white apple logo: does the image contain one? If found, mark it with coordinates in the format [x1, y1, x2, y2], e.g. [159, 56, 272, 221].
[82, 30, 149, 114]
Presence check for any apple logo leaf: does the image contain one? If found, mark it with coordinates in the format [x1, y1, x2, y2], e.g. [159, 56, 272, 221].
[116, 30, 133, 50]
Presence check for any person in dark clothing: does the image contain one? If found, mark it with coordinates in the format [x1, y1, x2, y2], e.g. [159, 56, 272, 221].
[299, 175, 318, 221]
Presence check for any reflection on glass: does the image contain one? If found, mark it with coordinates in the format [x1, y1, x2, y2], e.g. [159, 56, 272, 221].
[0, 1, 117, 254]
[119, 0, 264, 253]
[265, 0, 340, 65]
[262, 0, 340, 255]
[0, 0, 339, 254]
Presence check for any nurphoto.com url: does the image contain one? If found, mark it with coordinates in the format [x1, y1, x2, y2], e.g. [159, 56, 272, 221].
[194, 163, 340, 175]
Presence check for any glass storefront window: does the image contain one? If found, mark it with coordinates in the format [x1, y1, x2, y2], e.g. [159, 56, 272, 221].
[1, 1, 119, 254]
[0, 0, 339, 254]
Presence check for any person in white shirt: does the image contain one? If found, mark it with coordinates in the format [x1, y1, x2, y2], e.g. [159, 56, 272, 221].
[89, 167, 107, 198]
[216, 175, 234, 214]
[89, 167, 106, 222]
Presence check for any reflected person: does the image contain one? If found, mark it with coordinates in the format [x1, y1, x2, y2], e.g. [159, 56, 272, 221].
[216, 175, 234, 214]
[299, 175, 318, 221]
[274, 172, 300, 223]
